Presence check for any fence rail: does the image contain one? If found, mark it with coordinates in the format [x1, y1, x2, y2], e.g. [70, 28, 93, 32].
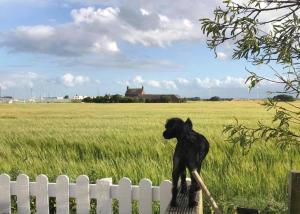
[0, 174, 173, 214]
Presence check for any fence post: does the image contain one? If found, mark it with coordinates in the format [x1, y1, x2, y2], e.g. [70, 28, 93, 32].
[288, 170, 300, 214]
[76, 175, 90, 214]
[56, 175, 70, 214]
[139, 178, 152, 214]
[118, 177, 132, 214]
[159, 180, 172, 214]
[0, 174, 11, 214]
[16, 174, 30, 214]
[96, 178, 112, 214]
[36, 174, 49, 214]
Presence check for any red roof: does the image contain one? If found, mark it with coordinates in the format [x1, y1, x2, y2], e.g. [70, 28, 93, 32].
[125, 87, 144, 96]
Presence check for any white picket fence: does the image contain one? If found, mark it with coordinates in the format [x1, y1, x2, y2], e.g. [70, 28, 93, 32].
[0, 174, 173, 214]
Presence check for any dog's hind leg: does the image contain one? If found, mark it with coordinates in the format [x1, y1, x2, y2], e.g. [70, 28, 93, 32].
[188, 160, 202, 207]
[188, 171, 199, 207]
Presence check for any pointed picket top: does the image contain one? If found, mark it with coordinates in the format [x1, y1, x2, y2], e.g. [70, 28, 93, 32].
[56, 175, 69, 214]
[139, 178, 152, 214]
[159, 180, 172, 214]
[118, 177, 132, 214]
[76, 175, 90, 214]
[0, 174, 11, 214]
[36, 174, 49, 214]
[16, 174, 30, 214]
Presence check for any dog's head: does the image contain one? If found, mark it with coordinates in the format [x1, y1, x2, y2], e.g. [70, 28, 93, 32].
[163, 118, 193, 139]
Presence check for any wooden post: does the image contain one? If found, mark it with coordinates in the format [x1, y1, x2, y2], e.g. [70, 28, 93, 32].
[288, 171, 300, 214]
[191, 171, 222, 214]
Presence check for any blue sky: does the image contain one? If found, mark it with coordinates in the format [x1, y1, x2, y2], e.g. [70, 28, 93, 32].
[0, 0, 275, 98]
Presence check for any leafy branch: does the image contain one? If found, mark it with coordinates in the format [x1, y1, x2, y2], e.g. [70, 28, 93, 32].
[201, 0, 300, 149]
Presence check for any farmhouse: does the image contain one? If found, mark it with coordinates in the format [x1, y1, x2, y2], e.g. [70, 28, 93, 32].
[125, 86, 145, 97]
[125, 86, 181, 102]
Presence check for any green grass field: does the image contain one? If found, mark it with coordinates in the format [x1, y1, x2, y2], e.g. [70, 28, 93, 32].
[0, 101, 299, 213]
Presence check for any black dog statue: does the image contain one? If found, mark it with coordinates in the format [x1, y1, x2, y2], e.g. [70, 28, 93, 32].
[163, 118, 209, 207]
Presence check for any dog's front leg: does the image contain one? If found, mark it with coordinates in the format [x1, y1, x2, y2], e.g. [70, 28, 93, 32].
[171, 156, 180, 207]
[180, 169, 187, 193]
[171, 169, 180, 207]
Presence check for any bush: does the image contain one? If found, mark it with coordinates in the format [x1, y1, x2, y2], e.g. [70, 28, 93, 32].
[209, 96, 221, 101]
[82, 97, 93, 103]
[273, 94, 296, 102]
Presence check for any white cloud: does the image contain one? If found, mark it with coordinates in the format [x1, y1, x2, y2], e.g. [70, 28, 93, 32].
[62, 73, 75, 87]
[62, 73, 90, 87]
[195, 76, 245, 88]
[16, 25, 55, 39]
[133, 75, 144, 84]
[216, 51, 228, 60]
[161, 80, 177, 89]
[147, 80, 160, 88]
[0, 72, 38, 90]
[91, 37, 119, 53]
[1, 4, 204, 56]
[122, 15, 200, 47]
[71, 7, 120, 24]
[116, 80, 130, 86]
[121, 76, 177, 90]
[177, 77, 190, 85]
[158, 14, 170, 23]
[140, 8, 150, 16]
[0, 80, 15, 90]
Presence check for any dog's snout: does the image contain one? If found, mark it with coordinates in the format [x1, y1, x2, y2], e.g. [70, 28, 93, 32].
[163, 131, 167, 138]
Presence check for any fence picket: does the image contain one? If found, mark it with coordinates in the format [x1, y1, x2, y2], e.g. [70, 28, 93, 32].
[139, 179, 152, 214]
[56, 175, 69, 214]
[0, 174, 10, 214]
[36, 174, 49, 214]
[16, 174, 30, 214]
[118, 177, 132, 214]
[76, 175, 90, 214]
[159, 180, 172, 214]
[96, 178, 112, 214]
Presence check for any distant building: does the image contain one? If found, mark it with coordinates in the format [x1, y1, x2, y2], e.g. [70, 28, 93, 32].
[42, 97, 58, 101]
[0, 96, 13, 104]
[125, 86, 181, 102]
[125, 86, 145, 97]
[28, 98, 36, 103]
[72, 95, 88, 100]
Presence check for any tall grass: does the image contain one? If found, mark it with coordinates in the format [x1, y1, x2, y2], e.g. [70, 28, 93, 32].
[0, 101, 299, 213]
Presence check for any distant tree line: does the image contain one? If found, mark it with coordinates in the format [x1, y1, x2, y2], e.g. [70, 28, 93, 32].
[82, 95, 236, 103]
[185, 96, 233, 101]
[75, 94, 297, 103]
[82, 94, 185, 103]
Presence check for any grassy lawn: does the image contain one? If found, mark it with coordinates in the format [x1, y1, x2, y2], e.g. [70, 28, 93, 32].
[0, 101, 299, 213]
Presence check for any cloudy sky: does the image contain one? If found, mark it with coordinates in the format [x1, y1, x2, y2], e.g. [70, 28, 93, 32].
[0, 0, 276, 98]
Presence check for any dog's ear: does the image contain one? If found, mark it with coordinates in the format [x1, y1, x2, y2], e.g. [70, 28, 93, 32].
[185, 118, 192, 129]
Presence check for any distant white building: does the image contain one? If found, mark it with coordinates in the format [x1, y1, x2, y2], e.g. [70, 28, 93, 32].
[0, 96, 14, 104]
[72, 95, 87, 100]
[42, 97, 58, 101]
[28, 98, 36, 103]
